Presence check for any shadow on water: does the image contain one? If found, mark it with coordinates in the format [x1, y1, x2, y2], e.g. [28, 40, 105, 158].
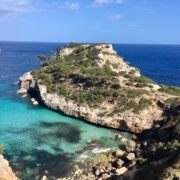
[2, 121, 82, 179]
[4, 149, 74, 180]
[4, 121, 82, 153]
[40, 121, 81, 143]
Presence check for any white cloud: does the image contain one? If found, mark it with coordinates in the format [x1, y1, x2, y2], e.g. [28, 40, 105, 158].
[61, 2, 80, 10]
[105, 14, 124, 19]
[0, 0, 32, 13]
[89, 0, 126, 8]
[0, 0, 33, 21]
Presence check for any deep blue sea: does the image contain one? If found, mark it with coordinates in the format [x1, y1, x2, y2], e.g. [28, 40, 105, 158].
[0, 41, 180, 179]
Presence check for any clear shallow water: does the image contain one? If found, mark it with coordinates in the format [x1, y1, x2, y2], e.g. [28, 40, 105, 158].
[0, 41, 180, 179]
[0, 41, 129, 179]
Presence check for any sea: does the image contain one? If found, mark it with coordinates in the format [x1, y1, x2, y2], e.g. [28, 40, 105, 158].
[0, 41, 180, 179]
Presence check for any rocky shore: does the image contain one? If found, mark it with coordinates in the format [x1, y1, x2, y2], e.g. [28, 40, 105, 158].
[16, 43, 180, 179]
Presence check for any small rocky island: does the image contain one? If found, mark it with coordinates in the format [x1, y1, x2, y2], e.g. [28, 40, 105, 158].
[17, 43, 180, 179]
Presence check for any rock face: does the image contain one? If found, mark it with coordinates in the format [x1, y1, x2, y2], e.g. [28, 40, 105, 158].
[0, 155, 17, 180]
[159, 152, 180, 180]
[18, 43, 173, 134]
[173, 122, 180, 141]
[18, 71, 166, 133]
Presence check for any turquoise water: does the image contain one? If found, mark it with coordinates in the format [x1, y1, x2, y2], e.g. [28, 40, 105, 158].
[0, 95, 125, 155]
[0, 93, 128, 179]
[1, 41, 180, 179]
[0, 42, 130, 179]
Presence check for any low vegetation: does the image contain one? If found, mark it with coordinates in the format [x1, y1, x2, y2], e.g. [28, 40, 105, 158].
[159, 84, 180, 96]
[32, 43, 156, 115]
[0, 143, 4, 154]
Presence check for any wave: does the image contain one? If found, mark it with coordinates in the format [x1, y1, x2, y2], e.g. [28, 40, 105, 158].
[92, 147, 111, 154]
[14, 81, 20, 85]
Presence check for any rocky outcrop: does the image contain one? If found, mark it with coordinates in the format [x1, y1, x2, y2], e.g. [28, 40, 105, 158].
[18, 43, 172, 134]
[18, 71, 165, 133]
[0, 155, 17, 180]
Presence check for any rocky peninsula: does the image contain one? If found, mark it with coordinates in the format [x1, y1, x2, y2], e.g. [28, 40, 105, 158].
[17, 43, 180, 179]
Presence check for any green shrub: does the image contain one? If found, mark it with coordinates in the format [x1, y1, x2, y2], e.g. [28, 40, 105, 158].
[134, 76, 155, 84]
[159, 84, 180, 96]
[139, 98, 152, 110]
[126, 82, 133, 86]
[135, 83, 146, 88]
[127, 89, 147, 98]
[0, 143, 4, 154]
[111, 84, 121, 89]
[129, 69, 136, 75]
[118, 71, 126, 76]
[68, 42, 84, 48]
[124, 74, 132, 79]
[58, 85, 69, 96]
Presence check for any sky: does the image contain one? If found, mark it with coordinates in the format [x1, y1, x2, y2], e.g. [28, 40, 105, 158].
[0, 0, 180, 44]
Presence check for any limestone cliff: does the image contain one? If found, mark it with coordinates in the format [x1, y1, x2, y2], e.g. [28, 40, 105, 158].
[18, 43, 180, 134]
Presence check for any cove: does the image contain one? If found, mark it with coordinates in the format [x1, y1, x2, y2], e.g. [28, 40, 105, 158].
[0, 93, 129, 179]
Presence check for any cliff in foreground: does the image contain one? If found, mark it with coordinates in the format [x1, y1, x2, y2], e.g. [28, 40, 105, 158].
[0, 154, 17, 180]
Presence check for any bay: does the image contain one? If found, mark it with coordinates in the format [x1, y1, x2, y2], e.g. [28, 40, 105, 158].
[0, 41, 180, 179]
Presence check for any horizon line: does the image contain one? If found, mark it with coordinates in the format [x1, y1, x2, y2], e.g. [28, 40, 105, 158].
[0, 40, 180, 46]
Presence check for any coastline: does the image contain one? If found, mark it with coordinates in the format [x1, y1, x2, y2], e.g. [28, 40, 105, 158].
[15, 43, 180, 179]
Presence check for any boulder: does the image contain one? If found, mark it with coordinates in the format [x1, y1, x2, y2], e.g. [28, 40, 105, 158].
[115, 149, 125, 157]
[126, 153, 135, 161]
[115, 159, 124, 168]
[125, 140, 136, 152]
[95, 169, 101, 176]
[17, 88, 27, 94]
[33, 101, 39, 105]
[116, 134, 122, 140]
[115, 167, 127, 175]
[31, 98, 39, 105]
